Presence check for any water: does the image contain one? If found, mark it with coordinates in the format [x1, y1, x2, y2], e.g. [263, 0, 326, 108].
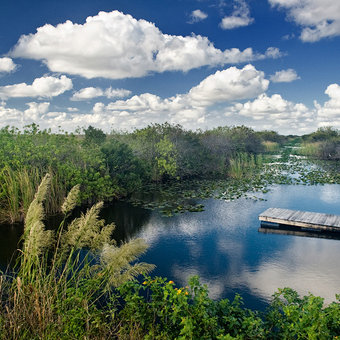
[1, 183, 340, 310]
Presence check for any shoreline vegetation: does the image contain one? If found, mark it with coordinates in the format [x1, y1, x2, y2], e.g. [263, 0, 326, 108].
[0, 176, 339, 339]
[1, 123, 339, 224]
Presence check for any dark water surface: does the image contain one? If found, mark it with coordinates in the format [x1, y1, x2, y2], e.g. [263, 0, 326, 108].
[1, 184, 340, 310]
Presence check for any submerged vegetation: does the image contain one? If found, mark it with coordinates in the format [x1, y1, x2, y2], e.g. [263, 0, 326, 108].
[0, 177, 339, 339]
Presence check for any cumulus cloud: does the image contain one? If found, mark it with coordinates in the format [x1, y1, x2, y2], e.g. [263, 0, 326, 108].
[71, 86, 131, 101]
[220, 0, 254, 30]
[188, 64, 268, 105]
[0, 64, 270, 131]
[270, 68, 300, 82]
[10, 10, 280, 79]
[315, 83, 340, 128]
[226, 93, 314, 133]
[0, 57, 17, 73]
[0, 101, 50, 126]
[269, 0, 340, 42]
[0, 75, 72, 99]
[189, 9, 208, 23]
[24, 102, 50, 121]
[71, 87, 103, 101]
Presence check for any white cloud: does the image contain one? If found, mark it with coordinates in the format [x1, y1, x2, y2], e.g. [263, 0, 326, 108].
[0, 64, 269, 131]
[270, 68, 300, 82]
[226, 93, 314, 133]
[189, 9, 208, 23]
[105, 87, 132, 99]
[0, 57, 17, 73]
[71, 86, 132, 100]
[220, 0, 254, 30]
[0, 102, 23, 126]
[269, 0, 340, 42]
[71, 87, 103, 101]
[10, 10, 280, 79]
[0, 75, 72, 99]
[24, 102, 50, 120]
[188, 64, 269, 105]
[315, 83, 340, 128]
[67, 107, 79, 112]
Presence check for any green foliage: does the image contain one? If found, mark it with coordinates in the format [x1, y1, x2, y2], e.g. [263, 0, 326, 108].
[117, 276, 266, 339]
[84, 125, 106, 145]
[101, 139, 147, 195]
[256, 130, 286, 145]
[266, 288, 340, 339]
[304, 127, 339, 142]
[155, 135, 178, 180]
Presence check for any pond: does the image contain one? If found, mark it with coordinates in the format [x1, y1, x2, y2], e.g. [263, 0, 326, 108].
[104, 183, 340, 311]
[1, 183, 340, 311]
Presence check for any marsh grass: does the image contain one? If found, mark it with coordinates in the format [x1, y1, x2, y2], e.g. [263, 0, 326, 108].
[262, 141, 280, 153]
[228, 152, 263, 179]
[0, 174, 154, 339]
[299, 142, 321, 157]
[0, 167, 69, 224]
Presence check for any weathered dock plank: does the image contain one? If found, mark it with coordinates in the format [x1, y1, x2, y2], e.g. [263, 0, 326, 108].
[259, 208, 340, 232]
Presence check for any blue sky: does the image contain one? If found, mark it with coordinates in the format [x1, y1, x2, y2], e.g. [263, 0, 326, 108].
[0, 0, 339, 134]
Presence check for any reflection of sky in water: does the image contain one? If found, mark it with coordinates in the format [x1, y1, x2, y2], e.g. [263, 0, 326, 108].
[320, 185, 340, 204]
[136, 184, 340, 309]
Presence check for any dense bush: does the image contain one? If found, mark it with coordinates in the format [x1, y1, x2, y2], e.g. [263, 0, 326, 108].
[0, 123, 269, 223]
[300, 127, 340, 160]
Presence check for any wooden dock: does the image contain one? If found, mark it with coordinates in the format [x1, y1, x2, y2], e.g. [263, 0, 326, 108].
[259, 208, 340, 233]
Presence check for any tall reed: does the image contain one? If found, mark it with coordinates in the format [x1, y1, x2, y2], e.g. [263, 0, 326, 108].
[0, 166, 69, 223]
[299, 142, 321, 157]
[228, 152, 262, 179]
[262, 141, 280, 153]
[0, 175, 154, 339]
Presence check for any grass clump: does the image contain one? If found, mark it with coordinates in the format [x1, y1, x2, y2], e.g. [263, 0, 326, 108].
[228, 152, 263, 179]
[262, 141, 280, 153]
[0, 174, 154, 339]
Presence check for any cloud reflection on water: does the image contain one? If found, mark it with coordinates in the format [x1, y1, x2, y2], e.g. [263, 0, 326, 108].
[134, 185, 340, 306]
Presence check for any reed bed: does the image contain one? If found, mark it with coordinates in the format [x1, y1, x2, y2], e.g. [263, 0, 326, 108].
[228, 152, 263, 179]
[262, 141, 280, 153]
[299, 142, 321, 157]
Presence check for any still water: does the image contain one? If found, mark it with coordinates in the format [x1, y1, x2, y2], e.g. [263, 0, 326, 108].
[1, 184, 340, 310]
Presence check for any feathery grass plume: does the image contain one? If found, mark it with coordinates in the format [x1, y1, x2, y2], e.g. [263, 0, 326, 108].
[61, 184, 80, 215]
[23, 174, 54, 263]
[0, 174, 155, 338]
[61, 201, 115, 251]
[100, 239, 155, 288]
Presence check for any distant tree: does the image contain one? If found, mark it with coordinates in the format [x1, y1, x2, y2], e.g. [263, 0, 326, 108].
[256, 130, 285, 144]
[304, 127, 339, 142]
[84, 125, 106, 145]
[101, 139, 147, 195]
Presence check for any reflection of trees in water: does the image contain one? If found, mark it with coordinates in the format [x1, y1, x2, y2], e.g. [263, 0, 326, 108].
[101, 201, 151, 244]
[0, 223, 24, 270]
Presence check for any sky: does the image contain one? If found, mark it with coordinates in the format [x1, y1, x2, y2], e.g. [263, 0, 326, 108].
[0, 0, 340, 135]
